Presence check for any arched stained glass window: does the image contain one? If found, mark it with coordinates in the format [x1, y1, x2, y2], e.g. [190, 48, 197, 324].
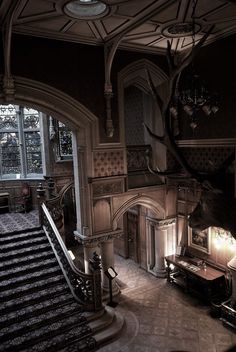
[0, 104, 43, 179]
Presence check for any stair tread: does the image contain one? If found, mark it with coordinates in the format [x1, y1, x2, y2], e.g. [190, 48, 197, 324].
[0, 236, 48, 251]
[0, 312, 92, 352]
[0, 301, 84, 339]
[0, 293, 75, 326]
[0, 250, 54, 268]
[0, 229, 44, 243]
[0, 272, 65, 299]
[0, 257, 58, 279]
[0, 278, 69, 312]
[0, 226, 98, 352]
[0, 242, 51, 259]
[0, 265, 62, 290]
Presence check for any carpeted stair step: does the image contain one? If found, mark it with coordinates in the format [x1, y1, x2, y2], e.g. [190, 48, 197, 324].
[0, 265, 63, 292]
[0, 293, 75, 328]
[0, 229, 45, 245]
[0, 249, 55, 270]
[0, 310, 94, 352]
[59, 308, 125, 352]
[0, 279, 70, 315]
[0, 226, 41, 238]
[94, 309, 125, 348]
[0, 234, 48, 253]
[0, 301, 84, 342]
[0, 272, 66, 301]
[0, 225, 100, 352]
[0, 256, 58, 281]
[0, 242, 52, 261]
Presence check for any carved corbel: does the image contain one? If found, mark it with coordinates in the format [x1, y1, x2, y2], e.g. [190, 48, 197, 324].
[104, 37, 122, 138]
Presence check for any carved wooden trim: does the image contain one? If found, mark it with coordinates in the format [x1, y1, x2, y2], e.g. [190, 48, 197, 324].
[177, 138, 236, 147]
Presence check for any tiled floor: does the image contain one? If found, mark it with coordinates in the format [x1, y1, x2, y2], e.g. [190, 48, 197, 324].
[98, 255, 236, 352]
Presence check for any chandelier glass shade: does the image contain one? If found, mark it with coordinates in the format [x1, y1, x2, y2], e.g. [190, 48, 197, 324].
[175, 72, 219, 129]
[170, 0, 219, 130]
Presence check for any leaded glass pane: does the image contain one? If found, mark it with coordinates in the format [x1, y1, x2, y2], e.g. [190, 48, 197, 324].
[0, 105, 17, 130]
[0, 132, 21, 176]
[0, 104, 43, 179]
[23, 108, 40, 129]
[25, 131, 42, 174]
[58, 122, 72, 156]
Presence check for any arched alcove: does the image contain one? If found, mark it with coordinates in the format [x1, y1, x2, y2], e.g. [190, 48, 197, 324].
[117, 60, 168, 188]
[0, 75, 100, 235]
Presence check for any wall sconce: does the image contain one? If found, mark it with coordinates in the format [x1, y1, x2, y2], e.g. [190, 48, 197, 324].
[212, 227, 236, 250]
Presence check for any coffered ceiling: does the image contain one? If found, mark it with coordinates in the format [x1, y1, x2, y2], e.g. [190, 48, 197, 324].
[1, 0, 236, 54]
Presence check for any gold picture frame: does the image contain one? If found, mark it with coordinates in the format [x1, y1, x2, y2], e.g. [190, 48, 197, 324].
[188, 227, 211, 254]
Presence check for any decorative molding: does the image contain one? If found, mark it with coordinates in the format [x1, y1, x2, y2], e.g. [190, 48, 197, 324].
[74, 229, 123, 246]
[92, 177, 125, 197]
[147, 216, 176, 228]
[177, 138, 236, 147]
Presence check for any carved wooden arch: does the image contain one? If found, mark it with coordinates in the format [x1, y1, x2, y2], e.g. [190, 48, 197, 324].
[0, 75, 99, 149]
[112, 195, 165, 230]
[0, 75, 100, 234]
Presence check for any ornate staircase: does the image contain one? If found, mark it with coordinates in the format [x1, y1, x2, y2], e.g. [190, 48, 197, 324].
[0, 226, 124, 351]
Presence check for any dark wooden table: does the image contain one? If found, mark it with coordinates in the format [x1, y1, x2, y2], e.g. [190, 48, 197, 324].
[165, 255, 226, 302]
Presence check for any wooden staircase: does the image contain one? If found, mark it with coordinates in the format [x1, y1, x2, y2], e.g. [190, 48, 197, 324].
[0, 227, 124, 352]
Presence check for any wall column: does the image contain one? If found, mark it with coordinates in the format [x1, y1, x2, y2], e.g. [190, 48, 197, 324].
[154, 226, 167, 277]
[100, 239, 119, 295]
[147, 218, 176, 278]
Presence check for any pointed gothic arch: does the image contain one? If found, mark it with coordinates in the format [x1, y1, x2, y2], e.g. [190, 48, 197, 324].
[112, 194, 165, 230]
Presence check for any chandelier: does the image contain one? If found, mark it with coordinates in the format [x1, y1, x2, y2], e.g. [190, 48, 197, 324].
[170, 1, 219, 130]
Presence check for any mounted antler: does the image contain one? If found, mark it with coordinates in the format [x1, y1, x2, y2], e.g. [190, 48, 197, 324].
[145, 27, 236, 239]
[145, 25, 214, 181]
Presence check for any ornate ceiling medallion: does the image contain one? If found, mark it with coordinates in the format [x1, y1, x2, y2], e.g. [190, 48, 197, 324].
[64, 0, 109, 20]
[162, 22, 201, 38]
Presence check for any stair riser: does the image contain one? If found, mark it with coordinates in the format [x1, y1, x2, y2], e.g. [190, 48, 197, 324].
[0, 307, 85, 343]
[0, 238, 48, 252]
[0, 260, 58, 281]
[0, 252, 55, 271]
[0, 244, 52, 260]
[0, 296, 75, 329]
[0, 231, 44, 244]
[0, 268, 63, 292]
[0, 276, 66, 302]
[0, 284, 70, 315]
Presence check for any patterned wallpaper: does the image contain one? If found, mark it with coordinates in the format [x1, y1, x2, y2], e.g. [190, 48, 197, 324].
[167, 147, 235, 172]
[124, 86, 144, 145]
[93, 150, 124, 177]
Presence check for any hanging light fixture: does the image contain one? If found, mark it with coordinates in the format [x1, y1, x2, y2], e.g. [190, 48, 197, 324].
[171, 0, 219, 130]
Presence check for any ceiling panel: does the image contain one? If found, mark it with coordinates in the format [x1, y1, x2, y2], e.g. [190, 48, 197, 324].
[0, 0, 234, 54]
[18, 0, 55, 18]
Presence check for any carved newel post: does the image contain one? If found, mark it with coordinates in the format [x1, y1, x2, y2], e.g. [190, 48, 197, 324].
[36, 182, 46, 226]
[89, 252, 103, 311]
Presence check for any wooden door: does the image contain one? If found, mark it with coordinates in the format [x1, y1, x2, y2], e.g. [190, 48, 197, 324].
[126, 209, 139, 263]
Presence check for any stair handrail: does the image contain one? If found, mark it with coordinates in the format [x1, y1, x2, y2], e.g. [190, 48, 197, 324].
[43, 181, 75, 230]
[41, 202, 102, 312]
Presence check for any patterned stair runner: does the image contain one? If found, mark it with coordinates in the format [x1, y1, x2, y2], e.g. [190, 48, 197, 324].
[0, 227, 97, 352]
